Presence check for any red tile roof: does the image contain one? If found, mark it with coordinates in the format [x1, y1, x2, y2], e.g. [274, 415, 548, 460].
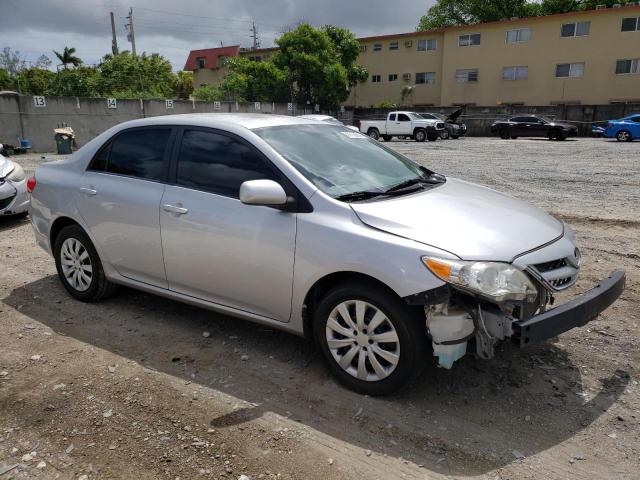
[183, 46, 240, 71]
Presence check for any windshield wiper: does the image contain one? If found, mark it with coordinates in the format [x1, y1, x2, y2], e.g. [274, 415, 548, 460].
[335, 190, 389, 202]
[385, 174, 445, 193]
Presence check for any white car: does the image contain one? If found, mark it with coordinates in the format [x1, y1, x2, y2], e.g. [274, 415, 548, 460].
[0, 153, 29, 217]
[297, 114, 359, 131]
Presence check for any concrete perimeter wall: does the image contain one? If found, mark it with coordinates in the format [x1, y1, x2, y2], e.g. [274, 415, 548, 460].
[1, 94, 639, 152]
[0, 95, 330, 152]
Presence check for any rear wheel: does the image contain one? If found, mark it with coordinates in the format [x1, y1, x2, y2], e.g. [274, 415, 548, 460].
[313, 283, 426, 396]
[440, 130, 450, 140]
[414, 129, 427, 142]
[382, 135, 392, 142]
[548, 129, 561, 141]
[500, 128, 510, 139]
[367, 128, 380, 140]
[54, 225, 117, 302]
[616, 130, 632, 142]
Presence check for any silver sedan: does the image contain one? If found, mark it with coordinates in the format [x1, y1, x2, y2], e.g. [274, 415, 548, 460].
[28, 114, 624, 395]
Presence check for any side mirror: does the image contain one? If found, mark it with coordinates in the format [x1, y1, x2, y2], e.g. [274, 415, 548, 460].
[239, 179, 288, 207]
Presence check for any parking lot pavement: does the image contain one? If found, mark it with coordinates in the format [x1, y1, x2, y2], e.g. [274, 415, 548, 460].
[1, 137, 639, 479]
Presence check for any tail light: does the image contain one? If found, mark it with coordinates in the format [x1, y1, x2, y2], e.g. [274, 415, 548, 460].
[26, 176, 37, 193]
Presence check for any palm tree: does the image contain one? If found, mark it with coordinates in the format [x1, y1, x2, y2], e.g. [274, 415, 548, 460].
[53, 47, 82, 70]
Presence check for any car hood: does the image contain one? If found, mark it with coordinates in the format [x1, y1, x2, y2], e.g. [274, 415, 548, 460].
[350, 178, 563, 262]
[549, 121, 576, 129]
[446, 108, 462, 123]
[0, 154, 15, 178]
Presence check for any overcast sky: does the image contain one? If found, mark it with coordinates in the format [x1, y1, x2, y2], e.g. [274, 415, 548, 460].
[0, 0, 435, 71]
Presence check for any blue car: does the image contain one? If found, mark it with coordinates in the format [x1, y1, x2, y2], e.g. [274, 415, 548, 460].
[604, 114, 640, 142]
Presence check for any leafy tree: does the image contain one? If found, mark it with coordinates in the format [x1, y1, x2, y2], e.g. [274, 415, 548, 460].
[272, 23, 366, 108]
[52, 66, 100, 97]
[322, 25, 368, 87]
[220, 57, 290, 102]
[53, 46, 82, 69]
[0, 68, 16, 90]
[192, 84, 224, 101]
[16, 67, 56, 95]
[34, 54, 52, 69]
[0, 47, 26, 76]
[96, 52, 174, 98]
[173, 70, 193, 99]
[417, 0, 531, 30]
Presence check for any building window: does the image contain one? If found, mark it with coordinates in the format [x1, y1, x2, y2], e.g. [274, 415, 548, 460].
[616, 59, 640, 74]
[455, 69, 479, 82]
[458, 33, 481, 47]
[217, 55, 228, 67]
[196, 57, 206, 68]
[415, 72, 436, 84]
[388, 73, 398, 81]
[373, 43, 382, 52]
[502, 66, 528, 80]
[371, 74, 381, 83]
[556, 62, 585, 78]
[506, 28, 531, 43]
[417, 39, 437, 51]
[359, 44, 367, 52]
[621, 17, 639, 32]
[561, 21, 590, 37]
[389, 41, 399, 50]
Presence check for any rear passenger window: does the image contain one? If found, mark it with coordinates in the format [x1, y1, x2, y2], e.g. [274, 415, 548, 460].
[88, 141, 111, 172]
[176, 129, 278, 198]
[105, 128, 171, 180]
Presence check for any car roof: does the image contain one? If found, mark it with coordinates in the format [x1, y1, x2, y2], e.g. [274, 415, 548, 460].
[109, 113, 324, 131]
[297, 114, 335, 121]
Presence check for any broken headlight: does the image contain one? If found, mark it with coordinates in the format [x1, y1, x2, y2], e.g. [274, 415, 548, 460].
[422, 257, 537, 303]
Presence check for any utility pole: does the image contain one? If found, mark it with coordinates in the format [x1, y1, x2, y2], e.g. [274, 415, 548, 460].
[250, 21, 260, 50]
[126, 7, 137, 56]
[110, 12, 119, 55]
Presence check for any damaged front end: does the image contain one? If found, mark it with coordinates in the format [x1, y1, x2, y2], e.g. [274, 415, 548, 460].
[407, 255, 625, 369]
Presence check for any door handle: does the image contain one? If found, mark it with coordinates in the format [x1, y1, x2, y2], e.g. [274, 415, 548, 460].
[80, 187, 97, 196]
[162, 203, 188, 215]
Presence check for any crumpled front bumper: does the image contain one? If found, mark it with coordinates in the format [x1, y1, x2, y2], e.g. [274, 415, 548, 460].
[0, 178, 29, 215]
[512, 270, 625, 347]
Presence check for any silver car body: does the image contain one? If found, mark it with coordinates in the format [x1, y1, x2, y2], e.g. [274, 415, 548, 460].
[297, 114, 360, 131]
[0, 154, 29, 216]
[29, 114, 586, 366]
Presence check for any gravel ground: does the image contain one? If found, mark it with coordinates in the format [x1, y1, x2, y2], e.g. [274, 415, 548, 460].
[0, 137, 639, 480]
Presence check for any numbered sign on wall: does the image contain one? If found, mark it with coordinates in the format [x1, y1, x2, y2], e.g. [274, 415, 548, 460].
[107, 98, 117, 109]
[214, 101, 221, 111]
[254, 102, 261, 111]
[33, 96, 46, 108]
[287, 102, 293, 111]
[340, 105, 345, 113]
[314, 104, 320, 112]
[165, 99, 174, 109]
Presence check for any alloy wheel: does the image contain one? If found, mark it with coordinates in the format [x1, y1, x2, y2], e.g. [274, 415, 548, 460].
[60, 238, 93, 292]
[617, 131, 630, 142]
[325, 300, 400, 382]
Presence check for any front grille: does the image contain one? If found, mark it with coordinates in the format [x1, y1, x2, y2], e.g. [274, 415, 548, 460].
[529, 257, 578, 291]
[436, 122, 445, 129]
[0, 194, 16, 210]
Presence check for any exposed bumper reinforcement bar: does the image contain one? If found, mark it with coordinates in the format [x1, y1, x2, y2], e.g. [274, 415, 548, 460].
[512, 270, 625, 347]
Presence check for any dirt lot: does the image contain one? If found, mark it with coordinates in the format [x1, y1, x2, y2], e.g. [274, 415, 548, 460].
[1, 137, 638, 479]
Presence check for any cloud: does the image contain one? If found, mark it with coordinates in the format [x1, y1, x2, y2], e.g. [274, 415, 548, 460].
[0, 0, 434, 70]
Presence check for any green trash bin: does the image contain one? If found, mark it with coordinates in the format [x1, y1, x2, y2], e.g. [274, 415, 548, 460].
[55, 133, 72, 154]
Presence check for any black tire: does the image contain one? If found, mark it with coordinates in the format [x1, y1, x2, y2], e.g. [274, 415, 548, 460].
[53, 224, 117, 302]
[313, 282, 427, 396]
[548, 129, 560, 141]
[382, 135, 392, 142]
[451, 135, 460, 140]
[367, 128, 380, 140]
[616, 130, 632, 142]
[414, 129, 427, 142]
[440, 130, 450, 140]
[510, 136, 518, 139]
[500, 128, 510, 139]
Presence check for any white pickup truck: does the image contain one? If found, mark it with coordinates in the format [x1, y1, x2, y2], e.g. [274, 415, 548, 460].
[359, 111, 445, 142]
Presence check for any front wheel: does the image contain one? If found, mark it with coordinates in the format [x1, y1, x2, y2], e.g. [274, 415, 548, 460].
[616, 130, 632, 142]
[440, 130, 450, 140]
[414, 129, 427, 142]
[54, 225, 117, 302]
[382, 135, 392, 142]
[313, 283, 426, 396]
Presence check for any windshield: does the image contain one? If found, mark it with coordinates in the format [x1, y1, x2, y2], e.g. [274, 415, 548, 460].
[419, 113, 445, 121]
[538, 116, 552, 123]
[407, 113, 423, 120]
[255, 124, 436, 198]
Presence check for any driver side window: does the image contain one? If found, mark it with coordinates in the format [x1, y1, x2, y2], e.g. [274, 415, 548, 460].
[176, 129, 278, 198]
[397, 114, 410, 122]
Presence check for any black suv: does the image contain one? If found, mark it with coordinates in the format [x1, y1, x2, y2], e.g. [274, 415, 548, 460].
[490, 115, 578, 140]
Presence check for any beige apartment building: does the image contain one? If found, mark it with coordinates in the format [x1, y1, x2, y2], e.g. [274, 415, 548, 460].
[185, 5, 640, 107]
